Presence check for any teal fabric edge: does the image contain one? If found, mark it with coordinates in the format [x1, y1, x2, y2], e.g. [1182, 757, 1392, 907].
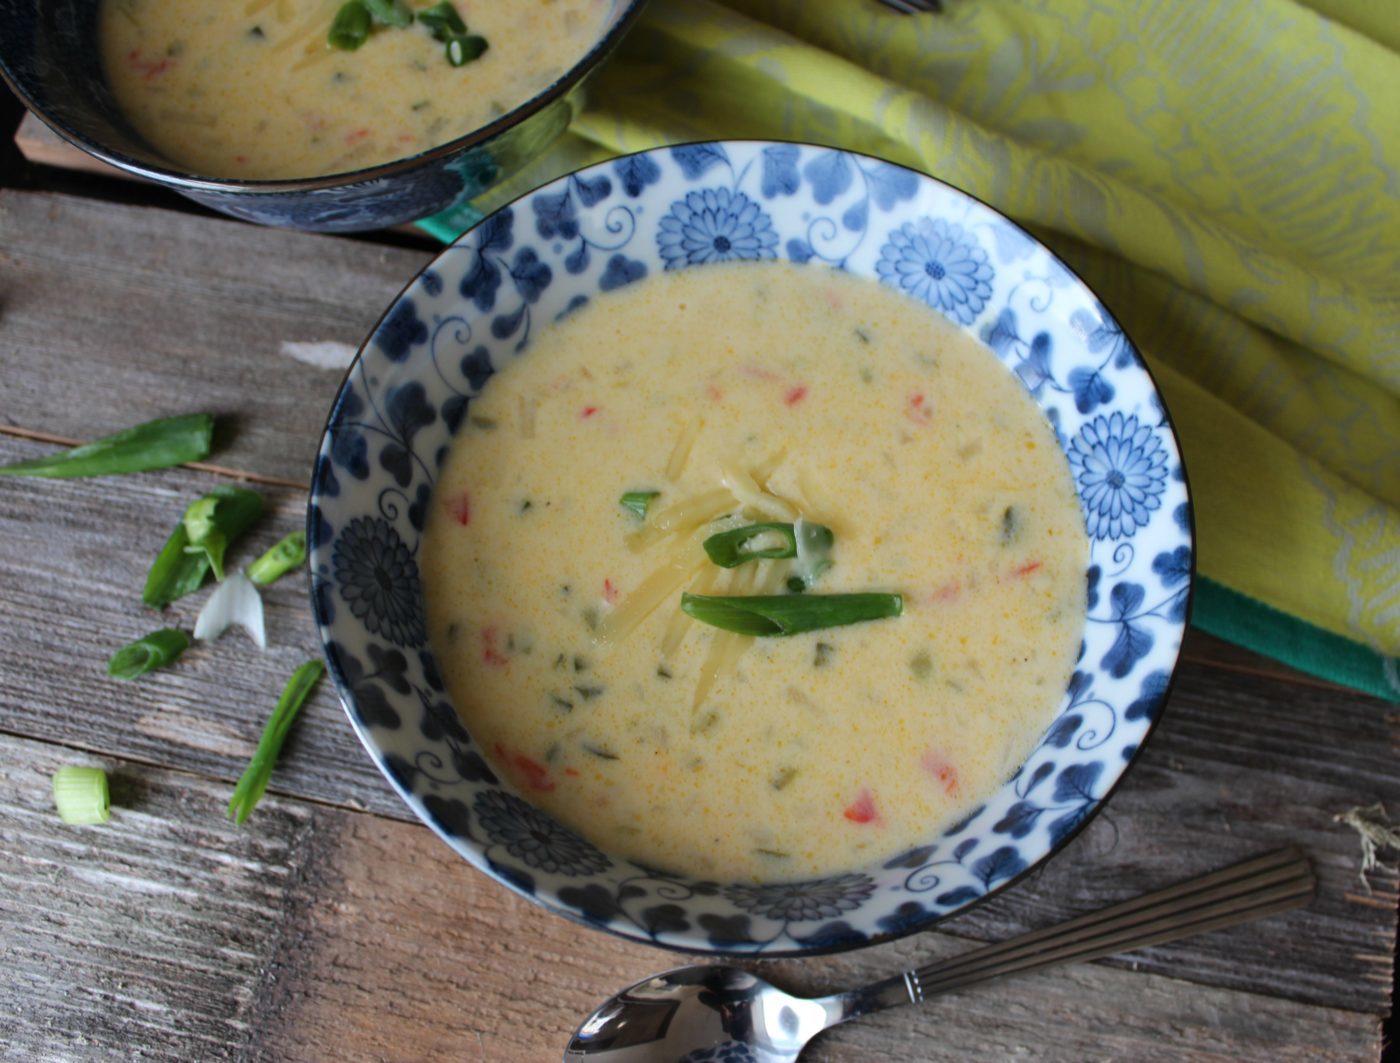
[1192, 577, 1399, 703]
[408, 206, 1398, 705]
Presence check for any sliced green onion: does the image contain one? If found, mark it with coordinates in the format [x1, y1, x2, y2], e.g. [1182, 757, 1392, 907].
[680, 592, 903, 637]
[145, 485, 263, 607]
[445, 33, 488, 67]
[364, 0, 413, 27]
[417, 0, 466, 40]
[703, 521, 832, 568]
[228, 660, 325, 825]
[248, 531, 307, 586]
[53, 765, 110, 825]
[328, 1, 372, 49]
[180, 485, 262, 583]
[107, 628, 189, 680]
[619, 490, 660, 520]
[0, 414, 212, 479]
[790, 515, 835, 588]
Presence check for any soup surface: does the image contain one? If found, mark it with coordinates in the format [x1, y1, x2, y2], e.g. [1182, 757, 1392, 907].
[100, 0, 608, 179]
[423, 261, 1089, 883]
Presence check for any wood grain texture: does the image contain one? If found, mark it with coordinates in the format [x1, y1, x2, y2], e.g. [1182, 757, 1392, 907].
[0, 191, 1395, 1059]
[0, 733, 1382, 1062]
[0, 433, 1394, 1022]
[0, 189, 431, 485]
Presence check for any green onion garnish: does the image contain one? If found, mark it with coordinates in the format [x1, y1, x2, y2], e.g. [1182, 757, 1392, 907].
[52, 765, 110, 825]
[248, 531, 307, 586]
[144, 485, 263, 608]
[680, 592, 903, 636]
[364, 0, 413, 27]
[702, 521, 831, 568]
[179, 485, 262, 584]
[107, 628, 189, 680]
[417, 0, 466, 40]
[227, 660, 324, 825]
[0, 414, 212, 479]
[328, 1, 372, 50]
[619, 490, 660, 520]
[445, 33, 488, 66]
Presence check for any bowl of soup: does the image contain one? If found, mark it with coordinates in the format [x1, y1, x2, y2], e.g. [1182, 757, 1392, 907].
[0, 0, 646, 231]
[308, 141, 1194, 954]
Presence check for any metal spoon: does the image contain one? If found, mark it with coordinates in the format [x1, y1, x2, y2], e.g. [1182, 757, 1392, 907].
[565, 847, 1314, 1062]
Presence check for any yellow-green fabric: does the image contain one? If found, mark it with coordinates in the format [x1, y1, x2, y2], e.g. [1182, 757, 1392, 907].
[420, 0, 1400, 700]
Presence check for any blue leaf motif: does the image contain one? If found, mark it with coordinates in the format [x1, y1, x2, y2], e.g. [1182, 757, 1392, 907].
[385, 381, 435, 447]
[1086, 566, 1101, 611]
[460, 253, 501, 313]
[406, 481, 433, 530]
[1044, 713, 1083, 749]
[760, 144, 801, 197]
[1053, 761, 1103, 803]
[953, 838, 979, 861]
[491, 861, 537, 897]
[420, 269, 443, 297]
[460, 346, 494, 390]
[1126, 670, 1171, 722]
[1066, 669, 1093, 702]
[422, 794, 473, 839]
[564, 243, 590, 275]
[990, 222, 1035, 261]
[377, 298, 427, 362]
[993, 801, 1043, 839]
[1047, 805, 1092, 848]
[935, 885, 981, 907]
[532, 188, 578, 240]
[330, 426, 369, 481]
[803, 150, 853, 205]
[671, 143, 729, 179]
[1110, 582, 1146, 619]
[1174, 501, 1192, 532]
[557, 883, 623, 925]
[1069, 366, 1115, 413]
[982, 308, 1019, 355]
[883, 844, 935, 869]
[599, 254, 648, 291]
[440, 395, 466, 435]
[573, 172, 612, 207]
[942, 804, 985, 836]
[509, 248, 551, 303]
[1017, 332, 1053, 392]
[641, 904, 690, 936]
[876, 901, 928, 936]
[698, 913, 755, 946]
[866, 163, 919, 210]
[972, 846, 1027, 888]
[475, 208, 514, 253]
[614, 155, 661, 197]
[795, 920, 866, 949]
[557, 294, 589, 320]
[1024, 760, 1054, 795]
[491, 302, 527, 341]
[842, 198, 868, 232]
[1103, 620, 1153, 678]
[1153, 546, 1192, 587]
[787, 238, 814, 264]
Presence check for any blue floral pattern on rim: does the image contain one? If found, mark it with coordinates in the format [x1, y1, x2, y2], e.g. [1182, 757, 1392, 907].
[308, 141, 1193, 957]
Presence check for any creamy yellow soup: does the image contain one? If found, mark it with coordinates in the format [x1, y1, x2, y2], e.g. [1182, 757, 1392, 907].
[423, 262, 1089, 883]
[101, 0, 609, 179]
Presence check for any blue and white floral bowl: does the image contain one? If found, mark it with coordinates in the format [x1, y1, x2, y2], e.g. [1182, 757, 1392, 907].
[308, 141, 1193, 955]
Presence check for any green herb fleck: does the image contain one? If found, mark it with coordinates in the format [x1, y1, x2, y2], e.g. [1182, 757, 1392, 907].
[813, 642, 834, 668]
[619, 490, 660, 520]
[227, 660, 324, 825]
[549, 693, 573, 712]
[771, 767, 798, 791]
[574, 685, 604, 701]
[247, 530, 306, 586]
[0, 413, 212, 480]
[107, 628, 189, 680]
[582, 743, 619, 760]
[1000, 505, 1022, 545]
[910, 649, 933, 680]
[656, 664, 673, 679]
[470, 414, 497, 430]
[754, 848, 790, 859]
[328, 1, 371, 50]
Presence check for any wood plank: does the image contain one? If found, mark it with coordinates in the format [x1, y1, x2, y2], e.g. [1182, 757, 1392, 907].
[0, 189, 432, 486]
[0, 732, 1382, 1061]
[16, 112, 136, 181]
[0, 436, 407, 821]
[0, 438, 1395, 1019]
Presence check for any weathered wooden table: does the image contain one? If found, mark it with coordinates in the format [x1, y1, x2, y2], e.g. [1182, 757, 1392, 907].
[1, 141, 1397, 1061]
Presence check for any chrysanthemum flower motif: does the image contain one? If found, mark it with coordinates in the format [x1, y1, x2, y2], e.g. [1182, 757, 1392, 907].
[656, 187, 779, 270]
[726, 872, 876, 922]
[1067, 412, 1169, 540]
[474, 791, 610, 876]
[875, 218, 994, 325]
[332, 516, 426, 647]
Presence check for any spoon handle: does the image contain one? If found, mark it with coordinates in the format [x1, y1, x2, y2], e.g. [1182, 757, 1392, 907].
[863, 846, 1313, 1011]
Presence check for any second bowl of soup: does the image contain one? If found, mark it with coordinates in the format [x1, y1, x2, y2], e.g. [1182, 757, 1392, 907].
[309, 141, 1193, 954]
